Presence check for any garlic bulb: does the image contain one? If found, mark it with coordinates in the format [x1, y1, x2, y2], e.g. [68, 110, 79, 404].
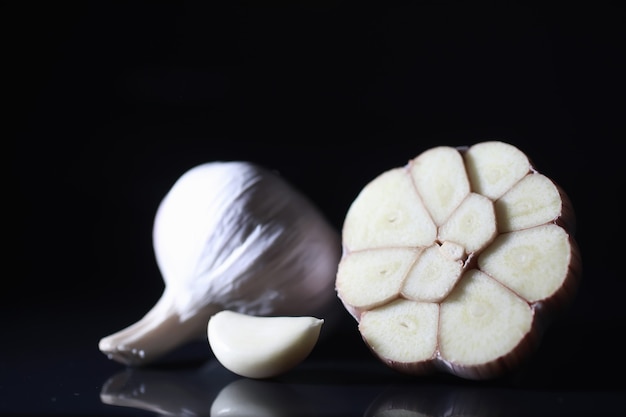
[336, 141, 581, 380]
[99, 161, 342, 366]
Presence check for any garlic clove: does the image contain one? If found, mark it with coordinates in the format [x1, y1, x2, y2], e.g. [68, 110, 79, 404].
[208, 310, 324, 379]
[99, 161, 341, 366]
[336, 141, 581, 380]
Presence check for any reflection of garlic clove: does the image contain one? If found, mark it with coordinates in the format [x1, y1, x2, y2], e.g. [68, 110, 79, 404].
[99, 161, 342, 366]
[211, 378, 314, 417]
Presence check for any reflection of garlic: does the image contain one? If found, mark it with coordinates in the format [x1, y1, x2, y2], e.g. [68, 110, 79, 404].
[211, 378, 311, 417]
[99, 161, 342, 366]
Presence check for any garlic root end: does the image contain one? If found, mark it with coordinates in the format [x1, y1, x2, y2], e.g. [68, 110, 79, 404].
[99, 293, 219, 366]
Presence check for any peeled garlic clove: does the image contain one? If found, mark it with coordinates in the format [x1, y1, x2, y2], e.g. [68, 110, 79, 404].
[208, 310, 324, 379]
[99, 161, 341, 366]
[336, 141, 581, 380]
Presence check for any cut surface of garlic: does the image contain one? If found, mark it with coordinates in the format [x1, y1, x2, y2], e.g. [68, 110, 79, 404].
[336, 141, 581, 380]
[99, 161, 341, 366]
[208, 310, 323, 379]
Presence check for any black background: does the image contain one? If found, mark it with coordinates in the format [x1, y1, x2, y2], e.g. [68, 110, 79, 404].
[5, 1, 626, 415]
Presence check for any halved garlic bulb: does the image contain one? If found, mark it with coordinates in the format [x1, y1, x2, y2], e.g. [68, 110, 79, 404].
[336, 141, 581, 379]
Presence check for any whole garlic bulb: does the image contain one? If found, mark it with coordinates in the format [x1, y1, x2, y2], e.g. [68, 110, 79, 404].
[99, 161, 342, 366]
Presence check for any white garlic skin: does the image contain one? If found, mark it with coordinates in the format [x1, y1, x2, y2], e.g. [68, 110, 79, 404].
[99, 161, 342, 366]
[154, 161, 341, 318]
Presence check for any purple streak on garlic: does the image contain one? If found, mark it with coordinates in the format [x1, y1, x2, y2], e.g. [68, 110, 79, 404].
[99, 161, 341, 366]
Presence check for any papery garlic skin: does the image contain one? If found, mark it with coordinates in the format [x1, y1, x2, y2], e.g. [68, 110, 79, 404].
[99, 161, 342, 366]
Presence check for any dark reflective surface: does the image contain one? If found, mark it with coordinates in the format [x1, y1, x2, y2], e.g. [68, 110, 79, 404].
[98, 358, 626, 417]
[3, 315, 624, 416]
[101, 360, 235, 416]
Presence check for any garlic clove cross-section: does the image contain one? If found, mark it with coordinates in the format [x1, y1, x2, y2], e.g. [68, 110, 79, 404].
[99, 161, 341, 366]
[208, 310, 324, 379]
[336, 141, 581, 380]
